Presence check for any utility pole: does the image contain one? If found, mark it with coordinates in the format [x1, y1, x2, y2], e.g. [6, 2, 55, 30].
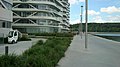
[80, 6, 83, 38]
[85, 0, 88, 49]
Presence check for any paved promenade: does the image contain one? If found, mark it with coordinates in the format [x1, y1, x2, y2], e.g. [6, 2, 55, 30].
[0, 38, 46, 55]
[57, 34, 120, 67]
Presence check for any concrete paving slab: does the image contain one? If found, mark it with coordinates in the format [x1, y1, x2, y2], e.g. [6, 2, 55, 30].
[57, 34, 120, 67]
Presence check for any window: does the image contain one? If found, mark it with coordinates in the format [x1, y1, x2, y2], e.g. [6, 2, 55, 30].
[8, 31, 14, 37]
[2, 0, 12, 10]
[14, 32, 17, 36]
[2, 22, 5, 28]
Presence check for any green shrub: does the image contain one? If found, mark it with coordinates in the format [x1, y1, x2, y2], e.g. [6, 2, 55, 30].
[0, 37, 72, 67]
[28, 33, 74, 37]
[19, 37, 31, 41]
[36, 40, 43, 45]
[0, 37, 7, 44]
[0, 54, 21, 67]
[18, 35, 31, 41]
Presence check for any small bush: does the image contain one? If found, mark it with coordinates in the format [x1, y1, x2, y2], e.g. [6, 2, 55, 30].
[36, 40, 43, 45]
[0, 54, 21, 67]
[18, 34, 31, 41]
[18, 37, 31, 41]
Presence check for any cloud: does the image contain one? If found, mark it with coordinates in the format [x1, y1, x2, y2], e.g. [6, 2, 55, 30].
[92, 16, 104, 23]
[83, 10, 100, 16]
[68, 0, 77, 5]
[106, 15, 120, 21]
[100, 6, 120, 14]
[79, 0, 85, 2]
[68, 0, 85, 5]
[70, 19, 80, 24]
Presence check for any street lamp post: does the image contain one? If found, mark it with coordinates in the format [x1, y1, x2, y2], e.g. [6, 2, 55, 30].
[80, 6, 83, 38]
[85, 0, 88, 48]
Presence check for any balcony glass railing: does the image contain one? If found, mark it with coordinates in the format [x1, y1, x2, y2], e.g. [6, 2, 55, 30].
[13, 0, 62, 11]
[13, 8, 63, 17]
[13, 16, 62, 22]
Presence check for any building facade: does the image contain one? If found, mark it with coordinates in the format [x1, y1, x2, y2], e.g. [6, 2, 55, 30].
[0, 0, 12, 29]
[12, 0, 70, 33]
[0, 0, 12, 38]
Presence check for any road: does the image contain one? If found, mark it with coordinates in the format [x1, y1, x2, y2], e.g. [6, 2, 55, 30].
[57, 34, 120, 67]
[0, 38, 46, 55]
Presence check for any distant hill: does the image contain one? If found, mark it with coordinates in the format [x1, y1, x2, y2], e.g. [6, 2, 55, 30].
[70, 23, 120, 32]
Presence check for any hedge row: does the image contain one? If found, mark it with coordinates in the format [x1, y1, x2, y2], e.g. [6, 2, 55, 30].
[29, 33, 74, 37]
[0, 37, 72, 67]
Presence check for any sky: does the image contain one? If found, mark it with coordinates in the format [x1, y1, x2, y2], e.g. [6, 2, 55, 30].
[68, 0, 120, 24]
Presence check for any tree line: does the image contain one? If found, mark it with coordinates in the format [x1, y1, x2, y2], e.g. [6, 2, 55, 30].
[70, 23, 120, 32]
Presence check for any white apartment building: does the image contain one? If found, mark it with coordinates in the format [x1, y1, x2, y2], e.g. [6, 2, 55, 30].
[12, 0, 70, 33]
[0, 0, 12, 29]
[0, 0, 13, 37]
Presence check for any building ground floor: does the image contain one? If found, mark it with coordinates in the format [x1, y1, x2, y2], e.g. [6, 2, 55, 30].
[13, 26, 69, 33]
[0, 20, 12, 37]
[0, 21, 11, 28]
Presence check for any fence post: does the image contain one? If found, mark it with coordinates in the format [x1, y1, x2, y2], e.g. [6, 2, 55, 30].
[3, 33, 4, 44]
[5, 46, 8, 55]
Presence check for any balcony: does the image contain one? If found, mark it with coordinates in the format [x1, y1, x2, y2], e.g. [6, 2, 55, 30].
[13, 16, 62, 22]
[53, 11, 63, 17]
[4, 0, 13, 5]
[12, 8, 63, 17]
[62, 1, 69, 5]
[56, 0, 65, 7]
[13, 8, 49, 12]
[13, 1, 63, 11]
[61, 22, 70, 27]
[12, 23, 60, 28]
[63, 13, 68, 18]
[61, 27, 70, 30]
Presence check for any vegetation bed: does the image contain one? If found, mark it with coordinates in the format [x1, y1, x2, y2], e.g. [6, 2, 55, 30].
[0, 37, 72, 67]
[29, 33, 74, 37]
